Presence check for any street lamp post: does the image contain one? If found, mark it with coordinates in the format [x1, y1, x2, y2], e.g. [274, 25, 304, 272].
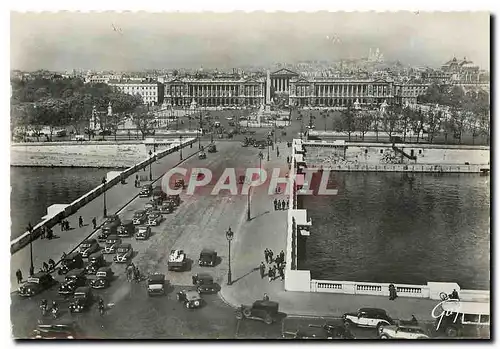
[225, 227, 234, 285]
[102, 177, 107, 218]
[199, 112, 202, 150]
[28, 222, 34, 276]
[148, 149, 153, 181]
[267, 137, 270, 161]
[180, 135, 183, 160]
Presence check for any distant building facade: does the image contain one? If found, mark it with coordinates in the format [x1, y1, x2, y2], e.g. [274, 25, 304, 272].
[108, 80, 164, 105]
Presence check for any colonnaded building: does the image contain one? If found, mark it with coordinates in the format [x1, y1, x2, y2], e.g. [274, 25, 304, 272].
[163, 68, 430, 108]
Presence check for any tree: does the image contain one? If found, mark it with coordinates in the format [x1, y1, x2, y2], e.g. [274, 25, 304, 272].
[427, 109, 443, 144]
[356, 110, 373, 141]
[410, 107, 426, 143]
[132, 105, 155, 140]
[449, 108, 467, 144]
[383, 104, 401, 140]
[32, 97, 66, 141]
[339, 103, 356, 141]
[400, 106, 412, 142]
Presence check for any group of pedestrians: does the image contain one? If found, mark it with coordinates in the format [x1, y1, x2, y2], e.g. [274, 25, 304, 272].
[260, 249, 286, 282]
[273, 198, 289, 211]
[39, 226, 54, 240]
[134, 175, 141, 188]
[126, 263, 141, 282]
[60, 220, 71, 231]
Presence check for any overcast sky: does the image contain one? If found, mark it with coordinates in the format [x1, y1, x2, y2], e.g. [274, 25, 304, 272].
[11, 12, 490, 71]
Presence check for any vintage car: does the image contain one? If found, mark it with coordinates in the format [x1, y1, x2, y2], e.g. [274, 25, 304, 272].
[132, 210, 148, 225]
[198, 248, 217, 267]
[167, 249, 187, 272]
[147, 210, 163, 226]
[104, 214, 121, 226]
[192, 273, 218, 294]
[198, 152, 207, 159]
[113, 243, 133, 263]
[84, 252, 105, 275]
[235, 300, 280, 325]
[378, 325, 429, 339]
[58, 252, 84, 275]
[117, 220, 134, 238]
[58, 269, 87, 296]
[68, 287, 93, 313]
[152, 186, 167, 201]
[207, 144, 217, 153]
[79, 238, 99, 258]
[166, 194, 181, 207]
[343, 308, 394, 329]
[434, 301, 490, 338]
[135, 225, 151, 240]
[97, 221, 119, 242]
[176, 290, 203, 309]
[32, 322, 79, 339]
[145, 198, 163, 211]
[285, 323, 356, 339]
[103, 235, 122, 254]
[139, 184, 153, 197]
[89, 267, 114, 289]
[159, 200, 174, 214]
[19, 272, 55, 297]
[147, 273, 166, 296]
[174, 179, 185, 189]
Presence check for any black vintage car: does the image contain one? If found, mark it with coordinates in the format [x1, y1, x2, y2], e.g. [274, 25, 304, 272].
[19, 272, 55, 297]
[176, 290, 203, 309]
[235, 300, 280, 325]
[79, 238, 99, 258]
[139, 184, 153, 197]
[152, 186, 167, 201]
[117, 220, 134, 238]
[83, 252, 105, 275]
[147, 273, 166, 296]
[159, 200, 174, 214]
[166, 194, 181, 207]
[32, 322, 80, 339]
[103, 235, 121, 254]
[90, 267, 114, 289]
[58, 269, 87, 296]
[192, 273, 218, 294]
[207, 144, 217, 153]
[104, 214, 121, 226]
[198, 248, 217, 267]
[97, 221, 120, 242]
[58, 252, 84, 275]
[68, 287, 93, 313]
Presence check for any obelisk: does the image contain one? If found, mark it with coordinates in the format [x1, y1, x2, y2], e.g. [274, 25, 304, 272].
[265, 70, 271, 109]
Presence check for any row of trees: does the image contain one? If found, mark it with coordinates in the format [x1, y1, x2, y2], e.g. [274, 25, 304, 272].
[11, 77, 144, 141]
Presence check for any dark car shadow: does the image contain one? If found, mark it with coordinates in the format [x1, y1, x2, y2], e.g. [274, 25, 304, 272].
[231, 267, 259, 284]
[131, 251, 139, 260]
[249, 210, 270, 221]
[214, 256, 223, 267]
[184, 258, 193, 272]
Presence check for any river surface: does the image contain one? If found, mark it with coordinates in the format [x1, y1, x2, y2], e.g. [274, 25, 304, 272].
[299, 172, 490, 290]
[10, 167, 109, 240]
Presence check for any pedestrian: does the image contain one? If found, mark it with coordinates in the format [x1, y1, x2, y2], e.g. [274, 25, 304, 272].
[16, 269, 22, 284]
[126, 265, 132, 282]
[92, 217, 97, 229]
[46, 228, 53, 239]
[48, 259, 55, 270]
[286, 200, 289, 209]
[78, 216, 83, 228]
[279, 266, 285, 281]
[42, 262, 49, 272]
[281, 200, 286, 210]
[264, 249, 269, 264]
[273, 198, 277, 211]
[263, 293, 270, 301]
[59, 221, 64, 231]
[65, 220, 70, 230]
[268, 267, 275, 282]
[450, 289, 459, 300]
[280, 250, 285, 262]
[389, 284, 397, 300]
[40, 226, 45, 239]
[259, 262, 265, 279]
[268, 250, 274, 263]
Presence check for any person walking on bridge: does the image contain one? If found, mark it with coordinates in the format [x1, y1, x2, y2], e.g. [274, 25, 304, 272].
[259, 262, 266, 279]
[78, 216, 84, 228]
[16, 269, 23, 284]
[92, 217, 97, 229]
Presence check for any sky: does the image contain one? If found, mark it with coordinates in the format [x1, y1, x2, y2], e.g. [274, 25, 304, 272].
[10, 11, 491, 71]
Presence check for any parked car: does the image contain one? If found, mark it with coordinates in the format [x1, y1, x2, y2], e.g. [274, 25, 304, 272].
[32, 322, 79, 339]
[235, 300, 280, 325]
[147, 210, 163, 226]
[378, 325, 429, 339]
[117, 220, 134, 238]
[58, 269, 87, 296]
[84, 252, 105, 275]
[198, 248, 217, 267]
[434, 301, 490, 338]
[19, 272, 55, 297]
[152, 186, 167, 201]
[135, 225, 151, 240]
[113, 243, 133, 263]
[167, 249, 187, 271]
[58, 252, 84, 275]
[104, 214, 121, 226]
[132, 210, 148, 225]
[89, 267, 114, 289]
[80, 239, 99, 258]
[177, 290, 203, 309]
[166, 194, 181, 207]
[68, 287, 93, 313]
[103, 235, 122, 254]
[198, 152, 207, 159]
[139, 184, 153, 197]
[97, 221, 119, 242]
[343, 308, 394, 329]
[145, 197, 162, 211]
[207, 144, 217, 153]
[147, 273, 166, 296]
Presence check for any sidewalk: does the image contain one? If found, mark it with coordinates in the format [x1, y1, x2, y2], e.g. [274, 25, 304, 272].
[219, 141, 440, 321]
[10, 143, 200, 292]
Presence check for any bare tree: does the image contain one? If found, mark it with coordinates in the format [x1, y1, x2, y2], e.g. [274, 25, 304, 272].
[410, 107, 426, 143]
[356, 110, 373, 141]
[383, 104, 401, 140]
[132, 105, 155, 140]
[427, 109, 443, 144]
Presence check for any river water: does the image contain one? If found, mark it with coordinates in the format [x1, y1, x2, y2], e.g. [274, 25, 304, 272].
[299, 172, 490, 290]
[10, 167, 109, 240]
